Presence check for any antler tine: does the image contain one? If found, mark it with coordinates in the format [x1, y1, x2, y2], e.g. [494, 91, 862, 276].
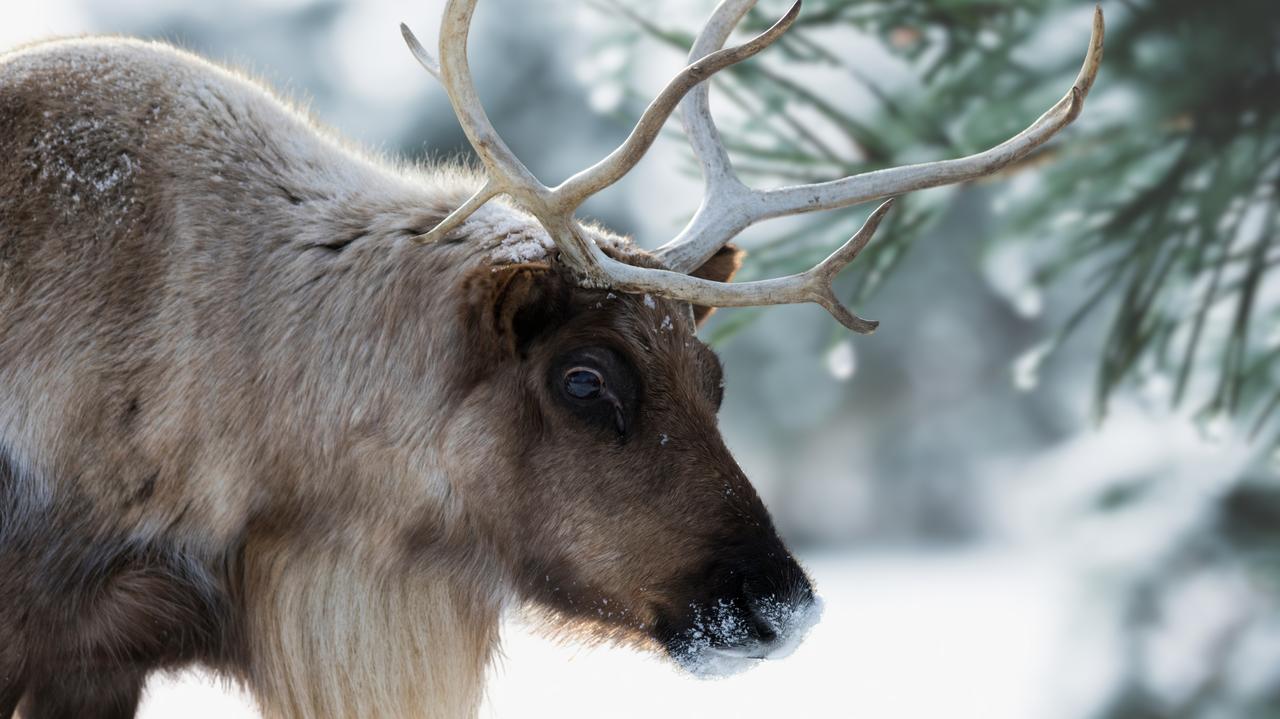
[553, 0, 800, 210]
[409, 180, 498, 244]
[655, 5, 1106, 274]
[681, 0, 755, 192]
[799, 198, 895, 333]
[434, 0, 548, 203]
[399, 22, 441, 80]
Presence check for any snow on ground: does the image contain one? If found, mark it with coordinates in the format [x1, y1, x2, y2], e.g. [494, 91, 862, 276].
[139, 548, 1074, 719]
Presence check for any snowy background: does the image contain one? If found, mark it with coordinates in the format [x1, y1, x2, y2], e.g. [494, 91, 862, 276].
[4, 1, 1274, 717]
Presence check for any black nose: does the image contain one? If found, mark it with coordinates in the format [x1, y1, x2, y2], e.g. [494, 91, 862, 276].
[660, 550, 819, 665]
[659, 563, 822, 677]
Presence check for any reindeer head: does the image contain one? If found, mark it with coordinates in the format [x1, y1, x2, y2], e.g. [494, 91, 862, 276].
[405, 0, 1103, 676]
[441, 222, 818, 675]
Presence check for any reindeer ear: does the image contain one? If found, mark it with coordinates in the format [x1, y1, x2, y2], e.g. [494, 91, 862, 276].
[462, 262, 566, 355]
[687, 243, 745, 326]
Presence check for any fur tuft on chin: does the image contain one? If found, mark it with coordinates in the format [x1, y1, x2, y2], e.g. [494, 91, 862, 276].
[514, 600, 664, 655]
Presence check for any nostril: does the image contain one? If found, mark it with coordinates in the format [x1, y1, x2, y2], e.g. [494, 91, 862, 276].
[737, 578, 775, 643]
[746, 603, 778, 644]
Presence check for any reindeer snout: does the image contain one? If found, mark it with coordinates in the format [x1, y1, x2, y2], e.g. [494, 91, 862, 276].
[662, 554, 822, 677]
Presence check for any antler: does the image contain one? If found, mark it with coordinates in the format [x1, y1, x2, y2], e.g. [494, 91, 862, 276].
[401, 1, 1105, 333]
[656, 1, 1106, 275]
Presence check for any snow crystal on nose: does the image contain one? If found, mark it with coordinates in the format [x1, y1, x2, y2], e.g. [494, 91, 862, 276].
[669, 599, 757, 679]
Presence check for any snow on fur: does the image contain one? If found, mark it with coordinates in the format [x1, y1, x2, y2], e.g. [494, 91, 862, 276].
[460, 202, 633, 266]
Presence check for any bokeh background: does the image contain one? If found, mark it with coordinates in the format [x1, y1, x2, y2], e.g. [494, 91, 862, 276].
[5, 1, 1279, 717]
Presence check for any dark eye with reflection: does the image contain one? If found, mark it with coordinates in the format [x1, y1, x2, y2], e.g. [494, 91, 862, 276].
[564, 367, 604, 400]
[552, 347, 639, 440]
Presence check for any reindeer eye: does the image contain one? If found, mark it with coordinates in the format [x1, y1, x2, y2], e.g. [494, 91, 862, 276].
[564, 367, 604, 399]
[551, 348, 637, 440]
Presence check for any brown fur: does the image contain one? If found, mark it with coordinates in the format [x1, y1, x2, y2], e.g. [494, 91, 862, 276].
[0, 36, 812, 718]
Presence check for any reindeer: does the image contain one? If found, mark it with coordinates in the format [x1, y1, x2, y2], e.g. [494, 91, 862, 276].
[0, 0, 1103, 716]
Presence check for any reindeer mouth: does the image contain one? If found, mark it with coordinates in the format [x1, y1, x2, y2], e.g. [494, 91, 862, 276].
[661, 594, 824, 679]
